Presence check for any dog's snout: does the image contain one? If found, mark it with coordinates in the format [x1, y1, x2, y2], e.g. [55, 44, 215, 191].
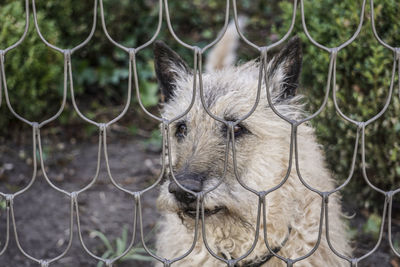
[168, 173, 204, 204]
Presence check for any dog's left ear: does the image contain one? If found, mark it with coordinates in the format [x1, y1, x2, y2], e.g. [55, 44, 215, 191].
[154, 41, 191, 102]
[268, 36, 302, 101]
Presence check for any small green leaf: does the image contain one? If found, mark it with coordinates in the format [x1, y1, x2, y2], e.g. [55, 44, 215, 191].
[116, 237, 126, 255]
[90, 230, 113, 252]
[122, 253, 154, 261]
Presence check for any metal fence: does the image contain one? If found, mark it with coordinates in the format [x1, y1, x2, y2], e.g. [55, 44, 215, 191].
[0, 0, 399, 266]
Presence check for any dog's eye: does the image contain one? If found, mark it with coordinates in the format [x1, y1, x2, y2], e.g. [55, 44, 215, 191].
[175, 122, 187, 140]
[233, 125, 242, 135]
[222, 122, 249, 139]
[232, 124, 247, 138]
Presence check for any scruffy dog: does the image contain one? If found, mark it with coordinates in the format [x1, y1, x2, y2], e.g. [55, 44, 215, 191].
[153, 23, 351, 266]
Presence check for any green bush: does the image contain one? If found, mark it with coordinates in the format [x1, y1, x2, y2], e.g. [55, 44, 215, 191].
[275, 0, 400, 209]
[0, 1, 63, 128]
[0, 0, 163, 133]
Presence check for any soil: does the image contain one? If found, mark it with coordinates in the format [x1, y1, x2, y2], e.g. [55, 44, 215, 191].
[0, 134, 399, 267]
[0, 133, 161, 267]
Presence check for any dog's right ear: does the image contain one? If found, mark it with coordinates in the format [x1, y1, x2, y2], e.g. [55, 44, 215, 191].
[268, 36, 302, 102]
[154, 41, 191, 102]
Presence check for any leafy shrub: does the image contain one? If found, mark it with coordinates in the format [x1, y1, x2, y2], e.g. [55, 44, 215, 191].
[275, 0, 400, 209]
[0, 1, 63, 129]
[0, 0, 162, 133]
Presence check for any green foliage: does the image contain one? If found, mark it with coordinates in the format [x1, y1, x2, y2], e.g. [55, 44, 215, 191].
[0, 0, 162, 133]
[143, 129, 162, 150]
[90, 225, 154, 266]
[0, 198, 6, 221]
[0, 0, 63, 128]
[0, 199, 6, 210]
[395, 238, 400, 252]
[362, 213, 382, 239]
[275, 0, 400, 209]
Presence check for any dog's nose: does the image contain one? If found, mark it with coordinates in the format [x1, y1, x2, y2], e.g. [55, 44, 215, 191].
[168, 174, 204, 204]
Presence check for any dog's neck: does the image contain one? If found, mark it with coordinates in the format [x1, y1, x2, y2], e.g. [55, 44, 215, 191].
[235, 227, 292, 267]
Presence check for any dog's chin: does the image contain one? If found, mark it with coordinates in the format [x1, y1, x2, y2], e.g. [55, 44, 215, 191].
[178, 206, 226, 219]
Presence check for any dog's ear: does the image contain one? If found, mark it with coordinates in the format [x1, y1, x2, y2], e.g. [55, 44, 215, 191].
[154, 41, 191, 102]
[268, 36, 302, 101]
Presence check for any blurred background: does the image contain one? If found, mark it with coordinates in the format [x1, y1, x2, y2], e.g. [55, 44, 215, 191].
[0, 0, 399, 266]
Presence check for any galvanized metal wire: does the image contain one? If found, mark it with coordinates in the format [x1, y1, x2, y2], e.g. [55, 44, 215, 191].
[0, 0, 399, 266]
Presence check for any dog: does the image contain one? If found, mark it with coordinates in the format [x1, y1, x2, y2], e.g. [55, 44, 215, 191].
[153, 21, 351, 267]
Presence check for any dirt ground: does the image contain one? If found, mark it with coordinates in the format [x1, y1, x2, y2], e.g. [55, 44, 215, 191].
[0, 134, 399, 267]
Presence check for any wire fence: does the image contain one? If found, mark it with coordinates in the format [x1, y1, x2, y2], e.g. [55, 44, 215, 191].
[0, 0, 399, 266]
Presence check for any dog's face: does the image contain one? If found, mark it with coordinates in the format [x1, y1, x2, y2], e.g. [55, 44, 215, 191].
[154, 38, 303, 225]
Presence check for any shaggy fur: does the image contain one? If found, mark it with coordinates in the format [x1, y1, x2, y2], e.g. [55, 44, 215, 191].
[153, 25, 351, 266]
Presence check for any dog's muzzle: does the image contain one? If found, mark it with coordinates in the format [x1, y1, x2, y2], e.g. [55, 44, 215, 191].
[168, 172, 204, 205]
[168, 172, 225, 217]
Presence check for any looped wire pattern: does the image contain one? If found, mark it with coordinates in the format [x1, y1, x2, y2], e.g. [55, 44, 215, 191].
[0, 0, 399, 266]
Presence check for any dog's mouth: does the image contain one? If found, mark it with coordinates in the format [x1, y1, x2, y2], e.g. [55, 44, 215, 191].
[181, 206, 225, 218]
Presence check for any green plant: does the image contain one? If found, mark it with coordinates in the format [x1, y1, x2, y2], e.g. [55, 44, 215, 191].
[362, 213, 382, 239]
[0, 199, 6, 210]
[143, 129, 162, 150]
[0, 0, 64, 130]
[394, 238, 400, 252]
[275, 0, 400, 210]
[0, 198, 6, 221]
[0, 0, 160, 134]
[90, 225, 155, 267]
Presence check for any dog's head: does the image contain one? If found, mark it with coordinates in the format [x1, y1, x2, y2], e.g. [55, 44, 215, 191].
[154, 37, 303, 224]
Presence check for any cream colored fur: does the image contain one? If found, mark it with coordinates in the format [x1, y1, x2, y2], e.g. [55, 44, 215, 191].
[154, 29, 351, 266]
[205, 17, 247, 72]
